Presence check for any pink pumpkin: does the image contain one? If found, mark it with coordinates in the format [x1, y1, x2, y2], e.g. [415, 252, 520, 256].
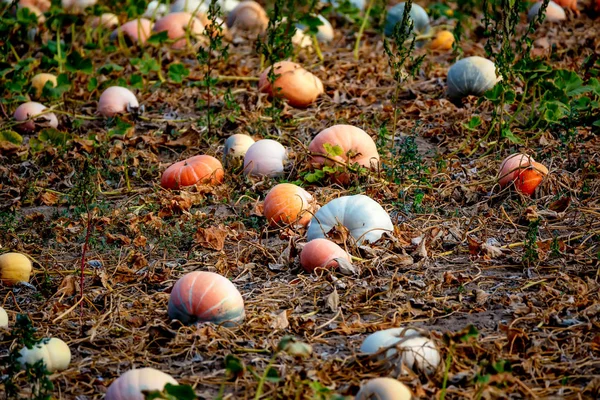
[110, 18, 153, 44]
[105, 368, 177, 400]
[153, 12, 204, 49]
[308, 124, 380, 183]
[168, 271, 245, 326]
[300, 238, 351, 273]
[13, 102, 58, 133]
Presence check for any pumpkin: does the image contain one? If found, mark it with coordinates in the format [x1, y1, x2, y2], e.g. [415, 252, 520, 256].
[170, 0, 208, 14]
[356, 378, 413, 400]
[430, 30, 454, 51]
[553, 0, 579, 15]
[528, 1, 567, 22]
[223, 134, 255, 168]
[61, 0, 96, 12]
[306, 195, 393, 245]
[98, 86, 139, 117]
[385, 2, 430, 37]
[226, 1, 268, 33]
[18, 338, 71, 372]
[168, 271, 245, 326]
[153, 12, 204, 49]
[105, 368, 178, 400]
[90, 13, 119, 29]
[110, 18, 154, 44]
[447, 56, 500, 101]
[325, 0, 365, 11]
[18, 0, 50, 12]
[0, 252, 33, 286]
[144, 1, 169, 19]
[13, 102, 58, 133]
[263, 183, 317, 228]
[258, 61, 324, 108]
[161, 155, 224, 189]
[0, 307, 8, 328]
[308, 125, 380, 181]
[243, 139, 288, 178]
[498, 153, 548, 196]
[300, 238, 351, 273]
[297, 15, 334, 43]
[360, 327, 440, 375]
[31, 73, 57, 98]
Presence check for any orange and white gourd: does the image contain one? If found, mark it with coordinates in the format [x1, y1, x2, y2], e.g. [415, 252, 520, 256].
[168, 271, 245, 326]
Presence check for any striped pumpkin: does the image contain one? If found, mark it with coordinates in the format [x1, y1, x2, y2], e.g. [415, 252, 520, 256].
[161, 155, 224, 189]
[167, 271, 245, 326]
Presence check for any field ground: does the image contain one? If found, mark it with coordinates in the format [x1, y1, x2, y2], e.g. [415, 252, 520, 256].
[1, 0, 599, 399]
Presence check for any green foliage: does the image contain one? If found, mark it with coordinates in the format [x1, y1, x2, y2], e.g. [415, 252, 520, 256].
[1, 315, 55, 400]
[144, 383, 197, 400]
[382, 0, 425, 145]
[168, 63, 190, 84]
[523, 217, 539, 267]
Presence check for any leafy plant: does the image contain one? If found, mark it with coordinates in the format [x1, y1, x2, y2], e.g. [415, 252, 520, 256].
[1, 314, 55, 400]
[382, 0, 425, 146]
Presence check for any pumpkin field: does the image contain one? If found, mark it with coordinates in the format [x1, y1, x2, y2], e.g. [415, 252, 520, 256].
[1, 0, 599, 398]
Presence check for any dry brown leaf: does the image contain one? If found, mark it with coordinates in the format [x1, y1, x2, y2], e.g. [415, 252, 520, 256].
[270, 310, 289, 330]
[195, 226, 228, 251]
[326, 288, 339, 312]
[39, 191, 59, 206]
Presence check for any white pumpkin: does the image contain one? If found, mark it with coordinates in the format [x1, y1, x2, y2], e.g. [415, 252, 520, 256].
[18, 337, 71, 372]
[170, 0, 208, 14]
[105, 368, 178, 400]
[243, 139, 287, 177]
[528, 1, 566, 22]
[356, 378, 413, 400]
[0, 307, 8, 328]
[306, 194, 393, 245]
[446, 56, 500, 101]
[223, 134, 255, 168]
[143, 1, 169, 19]
[360, 327, 440, 375]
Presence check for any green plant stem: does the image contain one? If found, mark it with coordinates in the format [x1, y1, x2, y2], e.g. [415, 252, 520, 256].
[312, 35, 323, 62]
[439, 346, 453, 400]
[56, 29, 64, 73]
[254, 353, 279, 400]
[353, 0, 374, 60]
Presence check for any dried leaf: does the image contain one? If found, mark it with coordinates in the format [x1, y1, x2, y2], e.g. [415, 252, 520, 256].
[326, 288, 339, 312]
[195, 226, 228, 251]
[335, 257, 358, 275]
[270, 310, 289, 330]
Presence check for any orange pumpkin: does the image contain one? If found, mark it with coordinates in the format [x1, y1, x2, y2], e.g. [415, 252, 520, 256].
[300, 238, 350, 273]
[498, 153, 548, 196]
[308, 124, 380, 182]
[263, 183, 317, 228]
[153, 12, 204, 49]
[430, 30, 454, 51]
[110, 18, 153, 44]
[553, 0, 579, 15]
[161, 155, 224, 189]
[258, 61, 324, 108]
[167, 271, 245, 326]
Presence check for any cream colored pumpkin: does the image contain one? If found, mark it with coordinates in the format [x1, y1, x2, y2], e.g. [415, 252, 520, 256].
[106, 368, 178, 400]
[18, 337, 71, 372]
[0, 252, 33, 286]
[360, 327, 440, 375]
[306, 195, 393, 245]
[356, 378, 413, 400]
[223, 134, 255, 168]
[0, 307, 8, 328]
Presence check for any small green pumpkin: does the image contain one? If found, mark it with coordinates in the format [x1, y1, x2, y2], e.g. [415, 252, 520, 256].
[384, 2, 430, 37]
[446, 56, 500, 101]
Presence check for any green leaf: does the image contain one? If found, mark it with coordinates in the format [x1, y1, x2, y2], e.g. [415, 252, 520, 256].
[66, 51, 93, 74]
[87, 77, 98, 92]
[108, 118, 134, 137]
[464, 116, 482, 131]
[304, 169, 324, 183]
[0, 130, 23, 145]
[130, 74, 144, 89]
[168, 63, 190, 84]
[322, 143, 344, 157]
[43, 73, 71, 99]
[38, 128, 73, 147]
[29, 137, 44, 152]
[97, 63, 124, 75]
[459, 325, 479, 342]
[501, 127, 523, 144]
[224, 354, 245, 377]
[265, 367, 281, 383]
[146, 30, 169, 45]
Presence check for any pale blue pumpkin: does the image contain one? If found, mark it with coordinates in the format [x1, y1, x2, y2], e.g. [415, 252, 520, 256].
[446, 56, 500, 100]
[385, 2, 430, 37]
